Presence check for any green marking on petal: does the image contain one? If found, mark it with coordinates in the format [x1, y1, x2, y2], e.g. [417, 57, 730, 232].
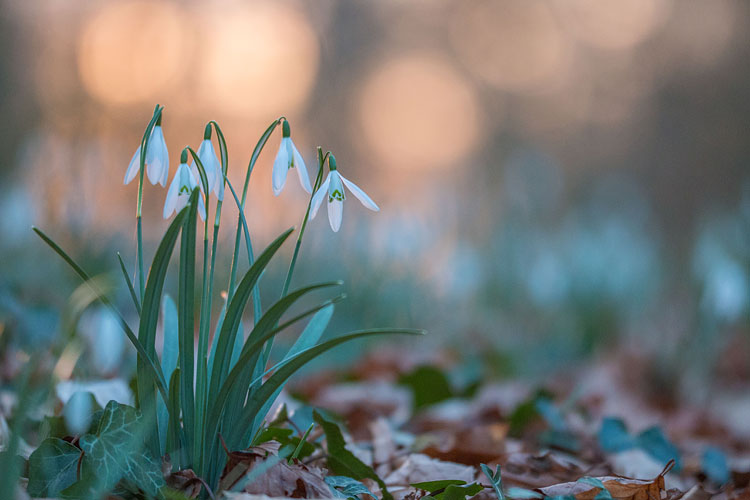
[328, 189, 345, 202]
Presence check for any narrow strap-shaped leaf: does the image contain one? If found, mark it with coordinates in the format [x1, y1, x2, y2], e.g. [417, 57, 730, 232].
[33, 227, 168, 400]
[249, 304, 335, 434]
[137, 194, 192, 456]
[208, 228, 294, 399]
[166, 368, 183, 465]
[158, 294, 179, 454]
[178, 188, 200, 467]
[226, 328, 424, 447]
[116, 252, 140, 314]
[218, 283, 342, 446]
[203, 295, 344, 487]
[285, 304, 334, 359]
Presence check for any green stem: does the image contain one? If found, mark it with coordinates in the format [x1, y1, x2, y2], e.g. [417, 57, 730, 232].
[134, 105, 164, 300]
[227, 119, 281, 320]
[281, 148, 328, 298]
[184, 147, 212, 475]
[264, 149, 328, 364]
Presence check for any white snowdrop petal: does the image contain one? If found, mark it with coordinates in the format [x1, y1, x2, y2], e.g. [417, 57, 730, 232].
[272, 139, 290, 196]
[124, 147, 141, 184]
[328, 199, 343, 232]
[198, 195, 206, 221]
[163, 173, 180, 218]
[291, 141, 312, 193]
[341, 174, 379, 212]
[215, 173, 225, 201]
[198, 140, 219, 191]
[310, 176, 330, 219]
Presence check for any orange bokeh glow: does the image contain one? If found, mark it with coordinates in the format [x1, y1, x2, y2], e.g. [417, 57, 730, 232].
[196, 2, 319, 116]
[357, 54, 481, 173]
[552, 0, 671, 51]
[77, 1, 187, 106]
[450, 0, 571, 93]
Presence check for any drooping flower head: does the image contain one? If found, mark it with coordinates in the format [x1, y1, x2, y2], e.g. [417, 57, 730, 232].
[272, 119, 312, 196]
[310, 154, 379, 232]
[124, 113, 170, 187]
[191, 124, 224, 200]
[164, 150, 206, 220]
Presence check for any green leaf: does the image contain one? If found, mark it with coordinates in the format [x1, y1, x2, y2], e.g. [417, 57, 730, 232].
[326, 476, 378, 500]
[635, 426, 682, 472]
[249, 303, 335, 438]
[227, 326, 420, 450]
[480, 464, 504, 500]
[286, 304, 334, 360]
[217, 282, 342, 446]
[505, 487, 543, 499]
[577, 477, 613, 500]
[398, 365, 453, 409]
[597, 417, 634, 453]
[158, 294, 179, 455]
[313, 410, 393, 500]
[208, 227, 294, 400]
[702, 446, 730, 485]
[166, 368, 183, 461]
[27, 438, 82, 497]
[412, 480, 468, 491]
[291, 423, 315, 460]
[178, 189, 200, 465]
[161, 294, 179, 381]
[137, 192, 192, 456]
[33, 227, 169, 401]
[442, 483, 484, 500]
[72, 401, 165, 497]
[117, 252, 141, 314]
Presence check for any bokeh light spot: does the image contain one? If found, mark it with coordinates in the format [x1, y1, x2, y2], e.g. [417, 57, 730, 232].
[450, 0, 570, 93]
[77, 1, 186, 106]
[197, 2, 319, 116]
[552, 0, 671, 51]
[358, 54, 481, 172]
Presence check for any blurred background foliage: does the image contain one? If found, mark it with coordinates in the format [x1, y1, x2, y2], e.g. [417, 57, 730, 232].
[1, 0, 749, 399]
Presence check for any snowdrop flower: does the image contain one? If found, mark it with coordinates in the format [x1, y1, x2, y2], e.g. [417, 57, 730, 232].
[164, 151, 206, 220]
[124, 115, 170, 186]
[191, 124, 224, 200]
[272, 119, 312, 195]
[310, 154, 379, 232]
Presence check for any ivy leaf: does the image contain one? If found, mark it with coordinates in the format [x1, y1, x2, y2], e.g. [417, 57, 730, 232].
[27, 438, 82, 497]
[313, 410, 393, 500]
[64, 400, 165, 497]
[326, 475, 378, 499]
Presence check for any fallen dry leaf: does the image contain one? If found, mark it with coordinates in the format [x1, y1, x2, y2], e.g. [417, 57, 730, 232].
[219, 441, 332, 498]
[535, 460, 674, 500]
